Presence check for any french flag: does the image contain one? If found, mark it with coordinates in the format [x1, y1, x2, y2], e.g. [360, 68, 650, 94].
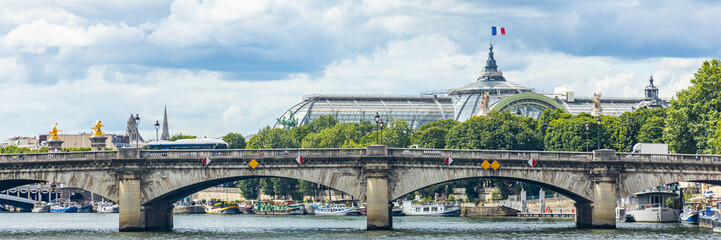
[492, 26, 505, 36]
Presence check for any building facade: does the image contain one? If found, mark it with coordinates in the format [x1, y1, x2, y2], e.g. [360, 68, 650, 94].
[276, 44, 668, 129]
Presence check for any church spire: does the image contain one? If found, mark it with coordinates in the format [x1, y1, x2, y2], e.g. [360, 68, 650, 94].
[161, 105, 170, 140]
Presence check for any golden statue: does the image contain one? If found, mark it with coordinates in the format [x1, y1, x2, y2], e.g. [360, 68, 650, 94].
[49, 123, 60, 140]
[91, 120, 105, 136]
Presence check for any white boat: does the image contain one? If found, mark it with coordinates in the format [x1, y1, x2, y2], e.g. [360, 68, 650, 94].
[620, 191, 679, 222]
[32, 202, 49, 213]
[96, 203, 119, 213]
[314, 204, 361, 216]
[401, 200, 460, 216]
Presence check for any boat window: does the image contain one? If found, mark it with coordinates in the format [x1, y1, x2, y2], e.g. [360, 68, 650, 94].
[423, 207, 429, 212]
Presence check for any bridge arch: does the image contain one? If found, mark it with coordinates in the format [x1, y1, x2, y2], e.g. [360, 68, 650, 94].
[389, 165, 593, 203]
[141, 166, 365, 206]
[0, 171, 118, 202]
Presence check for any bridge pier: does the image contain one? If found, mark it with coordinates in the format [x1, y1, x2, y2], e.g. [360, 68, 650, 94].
[574, 202, 592, 228]
[118, 172, 173, 232]
[365, 145, 392, 230]
[590, 176, 617, 228]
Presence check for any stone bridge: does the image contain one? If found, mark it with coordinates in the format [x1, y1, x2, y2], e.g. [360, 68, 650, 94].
[2, 146, 721, 231]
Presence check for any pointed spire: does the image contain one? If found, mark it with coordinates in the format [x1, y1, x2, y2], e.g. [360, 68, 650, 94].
[125, 113, 143, 142]
[644, 75, 659, 100]
[161, 105, 170, 140]
[478, 44, 506, 81]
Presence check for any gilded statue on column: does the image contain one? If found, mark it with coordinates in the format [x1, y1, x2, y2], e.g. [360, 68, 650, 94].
[91, 120, 105, 136]
[49, 123, 60, 140]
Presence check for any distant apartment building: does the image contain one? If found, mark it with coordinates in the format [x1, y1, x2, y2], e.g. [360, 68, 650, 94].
[0, 137, 40, 150]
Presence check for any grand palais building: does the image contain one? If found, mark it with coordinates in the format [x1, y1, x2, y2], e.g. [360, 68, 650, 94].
[275, 45, 667, 129]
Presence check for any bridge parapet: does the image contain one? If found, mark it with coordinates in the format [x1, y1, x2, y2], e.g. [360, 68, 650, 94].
[0, 151, 117, 163]
[142, 148, 366, 159]
[616, 152, 721, 164]
[389, 148, 593, 162]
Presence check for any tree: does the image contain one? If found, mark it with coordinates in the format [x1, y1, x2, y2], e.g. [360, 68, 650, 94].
[222, 133, 246, 149]
[169, 133, 195, 141]
[259, 178, 275, 198]
[665, 59, 721, 154]
[246, 127, 299, 149]
[301, 123, 361, 148]
[236, 178, 259, 200]
[290, 115, 338, 143]
[412, 119, 459, 148]
[446, 111, 543, 150]
[360, 118, 413, 147]
[272, 178, 297, 199]
[298, 180, 317, 200]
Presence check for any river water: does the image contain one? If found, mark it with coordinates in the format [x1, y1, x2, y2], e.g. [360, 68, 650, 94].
[0, 213, 714, 239]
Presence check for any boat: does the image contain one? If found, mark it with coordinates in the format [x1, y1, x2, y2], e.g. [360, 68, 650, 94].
[314, 204, 361, 216]
[204, 204, 241, 214]
[237, 204, 254, 214]
[255, 202, 306, 215]
[679, 198, 704, 224]
[31, 202, 49, 213]
[49, 203, 78, 213]
[620, 191, 680, 223]
[96, 203, 119, 213]
[78, 204, 94, 213]
[401, 200, 460, 216]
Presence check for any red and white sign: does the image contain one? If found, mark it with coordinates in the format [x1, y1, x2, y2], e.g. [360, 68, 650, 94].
[528, 158, 537, 167]
[444, 156, 453, 165]
[202, 157, 211, 165]
[296, 155, 305, 164]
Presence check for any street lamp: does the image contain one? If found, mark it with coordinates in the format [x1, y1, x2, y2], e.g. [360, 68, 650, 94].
[374, 113, 381, 145]
[379, 119, 385, 145]
[154, 120, 160, 141]
[585, 123, 589, 152]
[596, 116, 601, 150]
[134, 114, 140, 148]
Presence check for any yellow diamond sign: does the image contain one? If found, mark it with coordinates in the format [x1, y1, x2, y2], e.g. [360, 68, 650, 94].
[491, 160, 500, 170]
[249, 159, 259, 169]
[481, 160, 490, 170]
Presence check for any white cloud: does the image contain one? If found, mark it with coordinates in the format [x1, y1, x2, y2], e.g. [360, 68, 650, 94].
[2, 19, 145, 53]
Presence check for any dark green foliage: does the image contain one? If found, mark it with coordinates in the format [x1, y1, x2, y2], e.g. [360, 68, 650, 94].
[222, 133, 246, 149]
[236, 178, 259, 200]
[246, 127, 299, 149]
[446, 111, 543, 150]
[413, 119, 459, 148]
[665, 59, 721, 154]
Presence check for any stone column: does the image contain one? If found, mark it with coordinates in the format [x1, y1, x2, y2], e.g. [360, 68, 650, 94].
[591, 177, 617, 228]
[539, 189, 545, 213]
[47, 139, 63, 152]
[589, 149, 619, 229]
[365, 145, 392, 230]
[89, 135, 108, 151]
[118, 171, 174, 232]
[575, 202, 592, 228]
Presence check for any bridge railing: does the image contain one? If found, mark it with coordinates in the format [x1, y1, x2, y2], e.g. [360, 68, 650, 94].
[143, 148, 367, 159]
[617, 152, 721, 164]
[0, 151, 118, 163]
[388, 148, 592, 161]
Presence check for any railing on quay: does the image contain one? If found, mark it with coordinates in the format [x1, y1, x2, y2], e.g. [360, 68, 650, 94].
[0, 151, 117, 163]
[143, 148, 366, 159]
[388, 148, 593, 162]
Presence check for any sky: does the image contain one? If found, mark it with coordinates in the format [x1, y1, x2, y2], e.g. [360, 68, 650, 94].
[1, 0, 720, 142]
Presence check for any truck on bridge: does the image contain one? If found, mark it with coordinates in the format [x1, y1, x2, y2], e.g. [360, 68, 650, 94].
[632, 143, 668, 154]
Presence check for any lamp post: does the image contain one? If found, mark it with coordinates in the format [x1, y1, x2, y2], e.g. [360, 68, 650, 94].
[374, 113, 381, 145]
[134, 114, 140, 148]
[379, 119, 385, 145]
[596, 116, 601, 150]
[154, 120, 160, 141]
[585, 123, 589, 152]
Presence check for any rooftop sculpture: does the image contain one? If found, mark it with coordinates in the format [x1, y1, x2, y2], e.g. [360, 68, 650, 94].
[591, 92, 603, 116]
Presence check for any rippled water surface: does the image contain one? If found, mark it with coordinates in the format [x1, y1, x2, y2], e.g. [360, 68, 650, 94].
[0, 213, 714, 239]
